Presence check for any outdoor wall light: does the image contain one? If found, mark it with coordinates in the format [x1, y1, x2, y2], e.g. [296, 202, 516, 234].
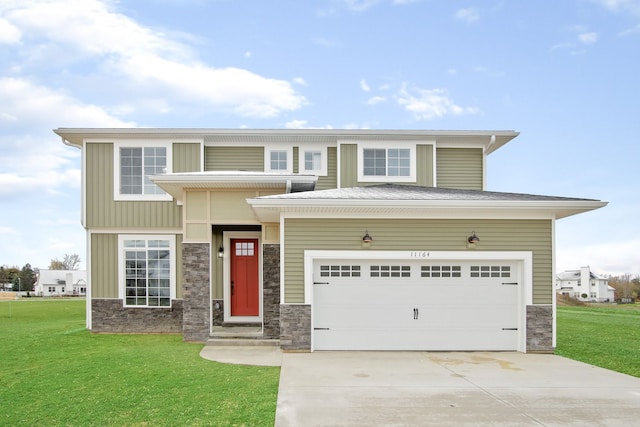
[217, 245, 224, 258]
[362, 231, 373, 243]
[467, 232, 480, 244]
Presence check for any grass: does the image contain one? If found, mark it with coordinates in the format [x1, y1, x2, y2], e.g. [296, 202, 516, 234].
[556, 304, 640, 378]
[0, 299, 280, 426]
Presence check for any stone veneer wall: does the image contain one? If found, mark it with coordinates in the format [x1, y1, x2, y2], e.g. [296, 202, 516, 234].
[212, 299, 223, 326]
[182, 243, 211, 342]
[91, 299, 183, 333]
[262, 244, 281, 339]
[526, 305, 553, 353]
[280, 304, 311, 350]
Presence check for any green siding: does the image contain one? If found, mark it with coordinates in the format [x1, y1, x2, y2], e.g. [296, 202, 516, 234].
[283, 218, 552, 304]
[85, 143, 182, 228]
[436, 148, 483, 190]
[91, 233, 183, 299]
[91, 233, 118, 298]
[173, 143, 201, 173]
[204, 146, 264, 171]
[293, 147, 299, 173]
[339, 144, 433, 188]
[316, 147, 338, 190]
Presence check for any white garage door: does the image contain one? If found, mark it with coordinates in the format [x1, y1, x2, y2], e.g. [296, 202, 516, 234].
[312, 259, 520, 351]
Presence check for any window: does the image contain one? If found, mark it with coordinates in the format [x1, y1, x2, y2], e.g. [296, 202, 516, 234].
[48, 286, 55, 293]
[298, 146, 328, 176]
[470, 265, 511, 278]
[357, 143, 417, 182]
[114, 141, 172, 201]
[320, 265, 361, 278]
[264, 145, 293, 173]
[270, 151, 287, 171]
[370, 265, 411, 278]
[421, 265, 462, 278]
[119, 235, 175, 307]
[590, 292, 597, 298]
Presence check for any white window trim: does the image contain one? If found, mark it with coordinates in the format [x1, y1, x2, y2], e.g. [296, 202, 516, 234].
[298, 145, 328, 176]
[117, 234, 177, 307]
[113, 140, 173, 201]
[264, 144, 293, 173]
[357, 142, 417, 183]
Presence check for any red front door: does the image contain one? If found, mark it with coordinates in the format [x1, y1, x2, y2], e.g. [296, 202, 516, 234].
[230, 238, 260, 316]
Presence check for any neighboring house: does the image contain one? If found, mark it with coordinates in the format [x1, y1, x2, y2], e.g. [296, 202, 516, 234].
[556, 266, 614, 302]
[55, 128, 606, 353]
[36, 269, 87, 296]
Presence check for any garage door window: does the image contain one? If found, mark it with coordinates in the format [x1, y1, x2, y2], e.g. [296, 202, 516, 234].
[470, 265, 511, 278]
[421, 265, 462, 278]
[370, 265, 411, 278]
[320, 265, 361, 277]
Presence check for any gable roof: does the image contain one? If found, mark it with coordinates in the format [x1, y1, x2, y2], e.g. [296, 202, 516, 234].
[247, 184, 607, 222]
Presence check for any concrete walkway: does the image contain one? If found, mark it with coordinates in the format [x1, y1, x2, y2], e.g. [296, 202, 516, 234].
[275, 351, 640, 426]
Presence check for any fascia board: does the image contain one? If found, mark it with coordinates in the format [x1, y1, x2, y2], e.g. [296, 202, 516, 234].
[247, 198, 607, 220]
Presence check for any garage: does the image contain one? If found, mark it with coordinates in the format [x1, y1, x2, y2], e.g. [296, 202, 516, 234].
[311, 254, 523, 351]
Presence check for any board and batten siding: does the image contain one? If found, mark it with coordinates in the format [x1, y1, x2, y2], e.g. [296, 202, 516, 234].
[436, 148, 483, 190]
[283, 218, 552, 304]
[85, 143, 183, 228]
[173, 143, 201, 173]
[339, 144, 434, 188]
[90, 233, 183, 299]
[204, 146, 264, 171]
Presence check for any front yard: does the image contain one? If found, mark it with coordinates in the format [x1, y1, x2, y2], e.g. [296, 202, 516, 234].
[0, 299, 279, 426]
[556, 304, 640, 378]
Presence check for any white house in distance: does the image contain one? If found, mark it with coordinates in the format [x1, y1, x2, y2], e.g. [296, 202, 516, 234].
[556, 266, 614, 302]
[36, 269, 87, 297]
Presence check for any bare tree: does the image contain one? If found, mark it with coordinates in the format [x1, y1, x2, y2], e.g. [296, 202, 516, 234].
[609, 273, 636, 300]
[49, 253, 81, 270]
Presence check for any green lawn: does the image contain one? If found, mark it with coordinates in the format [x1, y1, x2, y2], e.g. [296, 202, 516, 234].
[556, 305, 640, 378]
[0, 299, 280, 426]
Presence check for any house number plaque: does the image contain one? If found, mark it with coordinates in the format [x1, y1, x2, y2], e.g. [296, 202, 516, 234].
[410, 251, 430, 258]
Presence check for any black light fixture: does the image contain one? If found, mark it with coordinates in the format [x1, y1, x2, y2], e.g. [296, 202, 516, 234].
[217, 245, 224, 259]
[362, 230, 373, 243]
[467, 232, 480, 244]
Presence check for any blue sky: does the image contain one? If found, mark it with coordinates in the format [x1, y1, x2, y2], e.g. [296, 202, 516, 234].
[0, 0, 638, 276]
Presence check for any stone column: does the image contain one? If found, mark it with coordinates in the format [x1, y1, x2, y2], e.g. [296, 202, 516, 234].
[182, 243, 211, 342]
[526, 305, 553, 353]
[262, 244, 281, 338]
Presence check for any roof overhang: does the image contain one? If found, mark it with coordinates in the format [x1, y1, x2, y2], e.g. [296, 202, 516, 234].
[53, 128, 519, 154]
[150, 172, 318, 204]
[246, 197, 607, 223]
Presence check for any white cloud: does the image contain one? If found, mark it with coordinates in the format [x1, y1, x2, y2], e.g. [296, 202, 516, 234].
[293, 77, 308, 86]
[367, 95, 386, 105]
[592, 0, 640, 16]
[0, 17, 21, 43]
[3, 0, 306, 118]
[285, 120, 334, 129]
[395, 84, 479, 120]
[0, 227, 19, 236]
[618, 23, 640, 35]
[455, 8, 479, 23]
[341, 0, 382, 12]
[0, 77, 133, 129]
[360, 79, 371, 92]
[579, 32, 598, 44]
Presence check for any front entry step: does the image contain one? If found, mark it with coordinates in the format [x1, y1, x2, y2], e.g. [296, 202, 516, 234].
[206, 338, 281, 347]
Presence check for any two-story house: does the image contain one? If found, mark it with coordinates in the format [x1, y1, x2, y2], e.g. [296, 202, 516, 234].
[55, 128, 606, 353]
[556, 266, 614, 302]
[36, 269, 87, 296]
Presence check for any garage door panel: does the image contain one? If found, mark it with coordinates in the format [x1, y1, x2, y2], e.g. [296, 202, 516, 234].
[313, 258, 520, 351]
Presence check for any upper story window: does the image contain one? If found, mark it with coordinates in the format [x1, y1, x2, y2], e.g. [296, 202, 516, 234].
[357, 143, 416, 182]
[298, 145, 328, 176]
[270, 150, 288, 171]
[264, 145, 293, 173]
[114, 141, 172, 201]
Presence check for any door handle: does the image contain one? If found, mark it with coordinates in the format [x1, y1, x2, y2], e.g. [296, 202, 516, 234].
[231, 280, 234, 296]
[413, 308, 419, 320]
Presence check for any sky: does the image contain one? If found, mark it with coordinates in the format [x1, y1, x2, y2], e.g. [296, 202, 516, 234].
[0, 0, 639, 277]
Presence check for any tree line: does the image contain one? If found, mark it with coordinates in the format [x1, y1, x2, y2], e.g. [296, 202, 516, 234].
[608, 274, 640, 301]
[0, 253, 81, 292]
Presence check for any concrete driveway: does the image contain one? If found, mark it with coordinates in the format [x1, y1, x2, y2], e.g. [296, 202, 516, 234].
[275, 351, 640, 426]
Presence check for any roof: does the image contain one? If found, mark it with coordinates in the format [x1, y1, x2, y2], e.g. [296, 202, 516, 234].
[247, 184, 607, 222]
[54, 128, 519, 155]
[150, 171, 318, 203]
[557, 269, 608, 281]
